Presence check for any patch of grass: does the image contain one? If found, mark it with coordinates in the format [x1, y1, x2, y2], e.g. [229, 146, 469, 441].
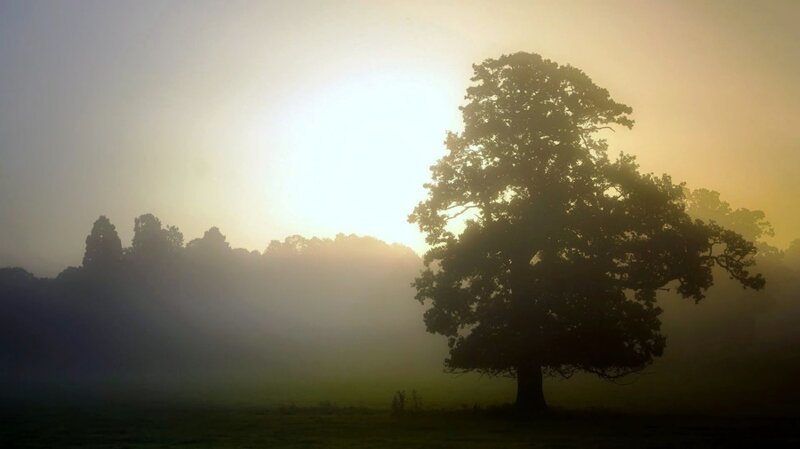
[1, 405, 798, 448]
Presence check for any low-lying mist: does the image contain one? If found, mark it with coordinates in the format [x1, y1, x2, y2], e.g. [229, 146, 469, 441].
[1, 190, 799, 413]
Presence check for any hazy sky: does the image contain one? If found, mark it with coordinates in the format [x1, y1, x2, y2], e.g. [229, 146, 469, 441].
[1, 0, 798, 275]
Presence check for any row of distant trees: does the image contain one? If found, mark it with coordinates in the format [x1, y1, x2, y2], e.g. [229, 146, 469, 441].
[0, 214, 430, 398]
[78, 212, 420, 268]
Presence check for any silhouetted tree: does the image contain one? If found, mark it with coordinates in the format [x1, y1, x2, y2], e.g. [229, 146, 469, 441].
[186, 227, 231, 262]
[686, 188, 774, 245]
[82, 215, 123, 270]
[186, 227, 233, 276]
[409, 52, 765, 413]
[188, 227, 229, 251]
[164, 225, 184, 249]
[130, 213, 183, 261]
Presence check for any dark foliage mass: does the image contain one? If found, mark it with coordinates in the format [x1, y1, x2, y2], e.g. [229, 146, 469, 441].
[0, 215, 432, 399]
[410, 52, 766, 412]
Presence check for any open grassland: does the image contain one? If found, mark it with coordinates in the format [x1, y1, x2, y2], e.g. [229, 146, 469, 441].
[2, 405, 798, 448]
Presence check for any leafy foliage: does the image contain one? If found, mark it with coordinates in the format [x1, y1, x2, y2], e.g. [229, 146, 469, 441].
[130, 213, 184, 261]
[410, 52, 765, 383]
[82, 215, 123, 270]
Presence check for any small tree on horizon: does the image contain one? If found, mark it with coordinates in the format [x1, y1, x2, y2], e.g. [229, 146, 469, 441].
[409, 52, 764, 413]
[82, 215, 123, 270]
[129, 213, 184, 262]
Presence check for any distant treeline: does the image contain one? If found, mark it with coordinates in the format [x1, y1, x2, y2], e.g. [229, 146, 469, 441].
[1, 190, 799, 411]
[0, 214, 439, 400]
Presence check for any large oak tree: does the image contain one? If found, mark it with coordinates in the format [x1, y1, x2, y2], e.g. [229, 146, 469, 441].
[410, 52, 764, 413]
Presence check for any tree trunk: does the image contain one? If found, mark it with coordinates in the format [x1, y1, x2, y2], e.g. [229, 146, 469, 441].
[515, 363, 547, 414]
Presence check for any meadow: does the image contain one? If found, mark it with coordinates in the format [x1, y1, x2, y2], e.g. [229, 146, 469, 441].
[2, 404, 798, 448]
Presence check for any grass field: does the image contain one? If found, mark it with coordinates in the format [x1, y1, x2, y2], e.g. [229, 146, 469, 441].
[2, 405, 798, 448]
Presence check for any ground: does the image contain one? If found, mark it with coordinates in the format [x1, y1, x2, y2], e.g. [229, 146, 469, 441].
[1, 405, 798, 448]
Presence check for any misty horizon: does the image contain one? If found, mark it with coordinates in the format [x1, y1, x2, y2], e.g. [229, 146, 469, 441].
[2, 0, 799, 278]
[2, 1, 799, 447]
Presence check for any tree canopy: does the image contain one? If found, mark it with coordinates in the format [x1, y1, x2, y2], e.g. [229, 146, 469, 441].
[685, 188, 774, 243]
[130, 213, 184, 262]
[410, 52, 765, 412]
[82, 215, 123, 270]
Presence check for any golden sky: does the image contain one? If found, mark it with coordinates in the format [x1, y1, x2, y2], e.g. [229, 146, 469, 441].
[1, 0, 798, 275]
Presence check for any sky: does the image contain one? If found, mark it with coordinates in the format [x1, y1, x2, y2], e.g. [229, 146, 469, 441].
[1, 0, 798, 276]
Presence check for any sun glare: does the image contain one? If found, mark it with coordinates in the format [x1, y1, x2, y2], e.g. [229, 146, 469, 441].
[263, 71, 459, 252]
